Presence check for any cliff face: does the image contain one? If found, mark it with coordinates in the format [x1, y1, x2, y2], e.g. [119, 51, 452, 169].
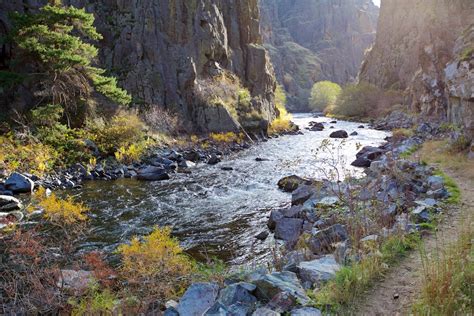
[259, 0, 379, 111]
[359, 0, 474, 133]
[0, 0, 277, 134]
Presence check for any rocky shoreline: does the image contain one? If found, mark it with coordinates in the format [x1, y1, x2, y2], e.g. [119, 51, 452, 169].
[160, 119, 456, 315]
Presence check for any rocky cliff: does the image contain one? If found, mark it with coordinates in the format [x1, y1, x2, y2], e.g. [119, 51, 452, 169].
[359, 0, 474, 136]
[0, 0, 277, 134]
[259, 0, 379, 111]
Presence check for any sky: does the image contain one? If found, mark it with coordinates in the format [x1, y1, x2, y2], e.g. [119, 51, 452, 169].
[372, 0, 381, 7]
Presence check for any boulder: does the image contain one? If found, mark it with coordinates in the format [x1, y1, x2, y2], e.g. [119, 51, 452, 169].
[308, 224, 348, 254]
[136, 166, 170, 181]
[252, 271, 309, 305]
[291, 307, 322, 316]
[218, 282, 257, 307]
[329, 130, 348, 138]
[297, 255, 341, 287]
[291, 185, 316, 205]
[256, 230, 269, 240]
[350, 131, 358, 136]
[308, 122, 325, 131]
[0, 195, 23, 211]
[208, 154, 221, 165]
[57, 270, 93, 294]
[358, 125, 365, 129]
[427, 176, 444, 191]
[278, 175, 311, 193]
[268, 210, 284, 230]
[178, 160, 196, 168]
[5, 173, 34, 194]
[177, 283, 219, 316]
[412, 205, 431, 223]
[267, 292, 295, 313]
[274, 218, 303, 243]
[184, 150, 202, 162]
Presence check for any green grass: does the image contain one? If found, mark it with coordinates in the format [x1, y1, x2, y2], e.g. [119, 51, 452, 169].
[312, 233, 420, 313]
[399, 145, 421, 159]
[434, 170, 461, 204]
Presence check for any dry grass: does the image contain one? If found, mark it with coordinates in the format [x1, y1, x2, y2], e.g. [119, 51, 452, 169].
[413, 214, 473, 315]
[413, 140, 474, 182]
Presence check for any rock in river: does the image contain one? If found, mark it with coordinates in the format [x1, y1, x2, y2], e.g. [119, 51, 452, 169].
[329, 130, 349, 138]
[136, 166, 170, 181]
[278, 175, 311, 193]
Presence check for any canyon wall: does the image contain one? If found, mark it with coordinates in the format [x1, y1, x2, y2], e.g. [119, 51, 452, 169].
[0, 0, 277, 134]
[259, 0, 379, 111]
[359, 0, 474, 137]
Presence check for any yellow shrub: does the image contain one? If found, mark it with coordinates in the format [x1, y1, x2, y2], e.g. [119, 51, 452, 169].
[269, 85, 293, 135]
[0, 135, 58, 175]
[210, 132, 244, 143]
[90, 112, 146, 155]
[31, 187, 88, 225]
[117, 226, 194, 300]
[114, 140, 151, 164]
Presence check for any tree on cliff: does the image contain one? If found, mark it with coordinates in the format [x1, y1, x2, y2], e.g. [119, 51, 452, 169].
[309, 81, 342, 113]
[5, 0, 130, 123]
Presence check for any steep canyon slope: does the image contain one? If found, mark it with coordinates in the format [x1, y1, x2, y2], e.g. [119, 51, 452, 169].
[259, 0, 379, 110]
[0, 0, 277, 134]
[359, 0, 474, 137]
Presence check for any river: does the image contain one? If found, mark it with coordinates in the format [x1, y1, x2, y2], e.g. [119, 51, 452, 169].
[77, 114, 390, 265]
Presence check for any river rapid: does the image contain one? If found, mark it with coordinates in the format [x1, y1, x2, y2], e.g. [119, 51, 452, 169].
[77, 114, 390, 265]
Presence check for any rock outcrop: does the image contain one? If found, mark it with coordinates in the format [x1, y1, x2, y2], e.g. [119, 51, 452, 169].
[259, 0, 379, 111]
[359, 0, 474, 135]
[0, 0, 277, 134]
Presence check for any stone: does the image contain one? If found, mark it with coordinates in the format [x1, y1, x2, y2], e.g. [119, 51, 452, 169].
[308, 122, 325, 131]
[57, 270, 93, 294]
[256, 230, 270, 240]
[415, 198, 437, 208]
[5, 173, 34, 194]
[268, 210, 284, 230]
[291, 307, 322, 316]
[308, 224, 348, 254]
[208, 154, 221, 165]
[329, 130, 349, 138]
[252, 271, 309, 305]
[316, 196, 339, 207]
[0, 195, 23, 211]
[221, 167, 234, 171]
[267, 292, 295, 313]
[412, 205, 431, 223]
[252, 307, 280, 316]
[136, 166, 170, 181]
[427, 176, 444, 191]
[215, 282, 257, 313]
[256, 157, 269, 162]
[184, 150, 202, 162]
[358, 125, 365, 129]
[177, 283, 219, 316]
[351, 156, 372, 168]
[369, 160, 388, 174]
[291, 185, 316, 205]
[178, 160, 196, 168]
[297, 255, 341, 287]
[350, 131, 358, 136]
[427, 188, 449, 199]
[278, 175, 311, 193]
[274, 218, 303, 243]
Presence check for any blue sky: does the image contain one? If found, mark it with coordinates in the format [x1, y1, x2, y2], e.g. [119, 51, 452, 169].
[373, 0, 381, 7]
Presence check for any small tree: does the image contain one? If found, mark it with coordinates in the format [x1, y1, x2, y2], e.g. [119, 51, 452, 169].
[309, 81, 342, 112]
[8, 0, 131, 122]
[331, 82, 381, 118]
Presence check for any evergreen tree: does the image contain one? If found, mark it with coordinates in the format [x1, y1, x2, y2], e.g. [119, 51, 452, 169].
[8, 0, 131, 121]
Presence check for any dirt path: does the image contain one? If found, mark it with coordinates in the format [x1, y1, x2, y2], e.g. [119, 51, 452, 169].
[354, 166, 474, 316]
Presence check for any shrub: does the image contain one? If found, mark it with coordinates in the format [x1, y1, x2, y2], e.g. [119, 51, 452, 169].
[8, 1, 130, 120]
[210, 132, 244, 143]
[309, 81, 342, 112]
[114, 140, 151, 164]
[90, 112, 147, 155]
[392, 128, 414, 142]
[140, 106, 181, 135]
[117, 226, 194, 305]
[329, 82, 381, 118]
[30, 187, 89, 226]
[269, 85, 293, 134]
[0, 134, 58, 175]
[69, 282, 119, 316]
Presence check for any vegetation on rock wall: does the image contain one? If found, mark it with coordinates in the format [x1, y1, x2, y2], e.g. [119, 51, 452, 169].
[268, 85, 293, 134]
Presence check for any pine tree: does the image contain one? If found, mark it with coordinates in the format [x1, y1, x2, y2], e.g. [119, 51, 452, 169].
[8, 0, 131, 120]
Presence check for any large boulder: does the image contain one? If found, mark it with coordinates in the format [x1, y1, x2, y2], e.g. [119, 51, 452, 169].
[177, 283, 219, 316]
[351, 146, 385, 167]
[274, 218, 303, 243]
[252, 271, 309, 305]
[329, 130, 349, 138]
[5, 173, 34, 194]
[278, 175, 311, 193]
[308, 224, 348, 254]
[291, 185, 316, 205]
[297, 255, 341, 288]
[136, 166, 170, 181]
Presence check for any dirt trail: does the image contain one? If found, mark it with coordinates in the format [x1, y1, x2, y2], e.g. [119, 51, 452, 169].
[355, 166, 474, 316]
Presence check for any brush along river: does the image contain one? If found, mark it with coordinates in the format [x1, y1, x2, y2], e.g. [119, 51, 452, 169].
[76, 114, 390, 265]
